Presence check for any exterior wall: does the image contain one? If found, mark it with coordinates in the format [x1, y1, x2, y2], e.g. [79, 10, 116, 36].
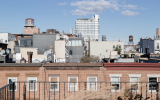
[20, 48, 47, 62]
[23, 27, 40, 34]
[90, 41, 124, 58]
[66, 46, 84, 63]
[55, 41, 65, 59]
[0, 63, 160, 99]
[7, 41, 15, 54]
[33, 34, 57, 54]
[154, 40, 160, 54]
[75, 15, 100, 41]
[0, 33, 8, 44]
[0, 63, 102, 100]
[140, 39, 154, 53]
[66, 37, 84, 63]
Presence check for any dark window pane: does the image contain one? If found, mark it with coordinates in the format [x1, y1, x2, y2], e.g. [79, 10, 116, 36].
[149, 77, 157, 90]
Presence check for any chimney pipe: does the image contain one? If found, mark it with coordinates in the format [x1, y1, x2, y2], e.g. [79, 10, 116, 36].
[27, 51, 33, 63]
[157, 28, 159, 39]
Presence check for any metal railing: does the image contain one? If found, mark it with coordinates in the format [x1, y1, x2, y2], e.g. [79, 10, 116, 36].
[0, 82, 15, 100]
[1, 81, 160, 100]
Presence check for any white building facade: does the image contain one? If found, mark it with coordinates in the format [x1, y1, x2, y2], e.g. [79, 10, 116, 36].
[0, 33, 15, 44]
[90, 41, 124, 59]
[75, 15, 100, 41]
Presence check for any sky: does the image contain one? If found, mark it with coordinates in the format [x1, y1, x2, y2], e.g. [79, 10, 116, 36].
[0, 0, 160, 44]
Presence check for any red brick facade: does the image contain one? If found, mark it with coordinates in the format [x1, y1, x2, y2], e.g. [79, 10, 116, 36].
[0, 63, 160, 99]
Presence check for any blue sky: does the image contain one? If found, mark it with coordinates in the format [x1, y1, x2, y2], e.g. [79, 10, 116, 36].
[0, 0, 160, 44]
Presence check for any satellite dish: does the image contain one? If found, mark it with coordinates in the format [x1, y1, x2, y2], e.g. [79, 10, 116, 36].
[44, 50, 51, 56]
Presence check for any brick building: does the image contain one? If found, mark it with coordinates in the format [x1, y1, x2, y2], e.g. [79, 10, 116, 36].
[0, 63, 160, 99]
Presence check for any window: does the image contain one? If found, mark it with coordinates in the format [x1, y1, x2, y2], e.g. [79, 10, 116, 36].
[49, 77, 59, 91]
[69, 50, 72, 55]
[130, 77, 139, 91]
[109, 74, 122, 92]
[157, 43, 159, 49]
[129, 74, 141, 92]
[8, 77, 17, 91]
[111, 77, 120, 91]
[28, 77, 37, 91]
[68, 41, 71, 46]
[149, 77, 158, 92]
[87, 77, 97, 91]
[68, 77, 78, 91]
[113, 45, 115, 49]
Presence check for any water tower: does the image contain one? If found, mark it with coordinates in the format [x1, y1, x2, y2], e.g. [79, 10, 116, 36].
[128, 35, 134, 45]
[23, 18, 40, 34]
[24, 18, 34, 27]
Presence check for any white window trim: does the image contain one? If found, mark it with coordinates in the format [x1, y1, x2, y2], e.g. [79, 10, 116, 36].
[49, 76, 59, 91]
[68, 76, 78, 91]
[8, 77, 17, 91]
[111, 77, 121, 92]
[130, 77, 140, 92]
[27, 77, 37, 91]
[129, 74, 141, 92]
[129, 74, 141, 77]
[109, 74, 122, 77]
[147, 74, 160, 77]
[87, 76, 97, 91]
[148, 77, 158, 92]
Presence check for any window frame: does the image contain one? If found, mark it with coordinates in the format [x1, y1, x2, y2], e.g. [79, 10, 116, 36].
[109, 74, 122, 92]
[87, 76, 97, 91]
[148, 77, 158, 92]
[130, 77, 139, 92]
[129, 74, 141, 92]
[68, 76, 78, 91]
[27, 77, 37, 91]
[8, 77, 17, 91]
[49, 76, 59, 91]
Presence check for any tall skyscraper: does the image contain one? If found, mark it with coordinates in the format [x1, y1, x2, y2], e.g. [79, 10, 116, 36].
[75, 15, 100, 41]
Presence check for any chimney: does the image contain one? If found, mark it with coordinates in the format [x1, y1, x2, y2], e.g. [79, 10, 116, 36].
[50, 46, 53, 49]
[157, 28, 159, 39]
[27, 52, 33, 63]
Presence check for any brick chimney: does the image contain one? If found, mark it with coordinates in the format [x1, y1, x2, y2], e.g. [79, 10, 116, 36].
[27, 52, 33, 63]
[157, 28, 159, 39]
[50, 46, 53, 49]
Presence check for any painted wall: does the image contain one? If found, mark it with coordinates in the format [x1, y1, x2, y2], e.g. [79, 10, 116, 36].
[0, 33, 8, 44]
[20, 48, 47, 62]
[55, 41, 65, 59]
[90, 41, 124, 58]
[33, 34, 57, 54]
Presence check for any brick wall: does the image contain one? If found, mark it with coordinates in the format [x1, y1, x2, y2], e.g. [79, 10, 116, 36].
[0, 63, 160, 99]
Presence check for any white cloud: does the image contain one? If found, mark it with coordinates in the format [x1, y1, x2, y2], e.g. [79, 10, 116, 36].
[0, 26, 6, 29]
[70, 0, 141, 16]
[140, 7, 148, 10]
[122, 5, 137, 9]
[70, 0, 119, 16]
[63, 10, 67, 16]
[58, 2, 67, 5]
[71, 9, 90, 16]
[121, 10, 139, 16]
